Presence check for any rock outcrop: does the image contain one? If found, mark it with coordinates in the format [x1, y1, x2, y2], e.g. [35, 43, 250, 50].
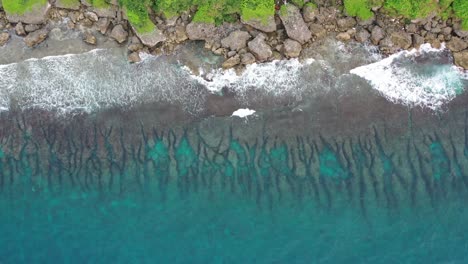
[133, 26, 166, 48]
[24, 29, 49, 47]
[186, 22, 216, 41]
[279, 4, 311, 44]
[248, 34, 272, 62]
[282, 39, 302, 58]
[454, 51, 468, 69]
[221, 30, 251, 51]
[110, 24, 128, 44]
[0, 32, 10, 46]
[241, 16, 276, 33]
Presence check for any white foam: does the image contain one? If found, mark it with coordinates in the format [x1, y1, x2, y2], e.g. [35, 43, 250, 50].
[183, 58, 315, 95]
[231, 108, 256, 118]
[350, 43, 466, 110]
[0, 49, 206, 114]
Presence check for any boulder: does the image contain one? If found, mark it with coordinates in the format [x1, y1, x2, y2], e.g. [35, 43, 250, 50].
[128, 36, 143, 52]
[241, 52, 256, 65]
[83, 31, 96, 45]
[371, 26, 385, 45]
[247, 34, 272, 62]
[336, 32, 351, 41]
[221, 30, 251, 51]
[24, 29, 49, 47]
[24, 24, 40, 33]
[390, 32, 412, 49]
[355, 29, 370, 43]
[302, 3, 318, 23]
[0, 32, 10, 46]
[55, 0, 81, 10]
[222, 54, 241, 69]
[282, 39, 302, 58]
[337, 17, 356, 31]
[453, 50, 468, 70]
[186, 22, 216, 41]
[133, 25, 166, 48]
[110, 24, 128, 44]
[128, 52, 141, 63]
[412, 34, 425, 48]
[91, 5, 117, 18]
[241, 16, 276, 33]
[174, 25, 188, 43]
[447, 37, 468, 52]
[96, 18, 110, 34]
[279, 4, 311, 44]
[85, 11, 99, 22]
[5, 2, 51, 24]
[309, 23, 326, 39]
[15, 22, 26, 36]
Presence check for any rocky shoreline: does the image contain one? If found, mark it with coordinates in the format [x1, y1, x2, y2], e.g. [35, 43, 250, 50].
[0, 0, 467, 70]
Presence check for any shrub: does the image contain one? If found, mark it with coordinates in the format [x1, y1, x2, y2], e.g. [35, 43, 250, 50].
[119, 0, 155, 33]
[240, 0, 275, 22]
[453, 0, 468, 30]
[384, 0, 438, 19]
[344, 0, 374, 20]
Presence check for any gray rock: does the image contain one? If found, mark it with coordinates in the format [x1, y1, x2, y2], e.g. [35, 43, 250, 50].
[337, 17, 356, 31]
[24, 24, 40, 33]
[454, 29, 468, 38]
[282, 39, 302, 58]
[247, 34, 272, 62]
[15, 22, 26, 36]
[412, 34, 425, 48]
[175, 25, 188, 43]
[128, 36, 144, 52]
[241, 16, 276, 33]
[390, 32, 412, 49]
[83, 31, 96, 45]
[186, 22, 216, 40]
[221, 30, 251, 51]
[128, 52, 141, 63]
[110, 24, 128, 44]
[302, 3, 318, 23]
[405, 24, 418, 33]
[92, 6, 117, 18]
[227, 50, 237, 57]
[55, 0, 81, 10]
[280, 4, 311, 44]
[80, 0, 92, 6]
[447, 37, 468, 52]
[453, 50, 468, 70]
[336, 32, 351, 41]
[357, 16, 375, 26]
[241, 52, 256, 65]
[355, 29, 370, 42]
[6, 2, 51, 24]
[85, 11, 99, 22]
[441, 27, 452, 35]
[309, 23, 326, 39]
[24, 29, 49, 47]
[0, 32, 10, 46]
[165, 16, 179, 27]
[222, 54, 241, 69]
[371, 26, 385, 45]
[96, 18, 110, 34]
[133, 25, 166, 47]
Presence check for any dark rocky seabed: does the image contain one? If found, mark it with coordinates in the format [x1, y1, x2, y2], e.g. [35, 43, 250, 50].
[1, 36, 468, 263]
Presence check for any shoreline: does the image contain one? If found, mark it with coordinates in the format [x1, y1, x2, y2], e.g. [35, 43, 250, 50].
[0, 1, 467, 71]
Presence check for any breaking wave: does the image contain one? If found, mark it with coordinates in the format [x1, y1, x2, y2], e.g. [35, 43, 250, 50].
[350, 43, 467, 110]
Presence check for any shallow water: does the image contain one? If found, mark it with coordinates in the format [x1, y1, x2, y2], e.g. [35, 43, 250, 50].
[1, 36, 468, 263]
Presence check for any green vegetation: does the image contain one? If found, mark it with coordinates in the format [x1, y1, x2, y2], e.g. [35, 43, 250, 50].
[453, 0, 468, 30]
[240, 0, 275, 23]
[344, 0, 374, 19]
[384, 0, 438, 19]
[290, 0, 305, 8]
[91, 0, 111, 8]
[2, 0, 48, 14]
[58, 0, 81, 8]
[304, 2, 318, 10]
[119, 0, 155, 33]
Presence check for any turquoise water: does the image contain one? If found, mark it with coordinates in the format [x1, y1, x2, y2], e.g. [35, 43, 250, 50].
[1, 105, 468, 263]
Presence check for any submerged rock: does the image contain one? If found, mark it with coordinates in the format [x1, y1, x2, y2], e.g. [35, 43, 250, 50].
[282, 39, 302, 58]
[241, 16, 276, 33]
[248, 34, 272, 62]
[83, 31, 97, 45]
[128, 52, 141, 63]
[186, 22, 216, 41]
[453, 50, 468, 70]
[279, 4, 311, 44]
[0, 32, 10, 46]
[110, 24, 128, 44]
[221, 30, 251, 51]
[24, 29, 49, 47]
[15, 22, 26, 36]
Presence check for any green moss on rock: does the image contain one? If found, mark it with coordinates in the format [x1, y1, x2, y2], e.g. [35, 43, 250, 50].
[3, 0, 48, 15]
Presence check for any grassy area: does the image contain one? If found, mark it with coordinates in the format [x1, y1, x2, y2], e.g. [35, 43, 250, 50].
[2, 0, 48, 15]
[119, 0, 156, 33]
[240, 0, 275, 23]
[58, 0, 81, 8]
[453, 0, 468, 29]
[344, 0, 374, 19]
[91, 0, 111, 8]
